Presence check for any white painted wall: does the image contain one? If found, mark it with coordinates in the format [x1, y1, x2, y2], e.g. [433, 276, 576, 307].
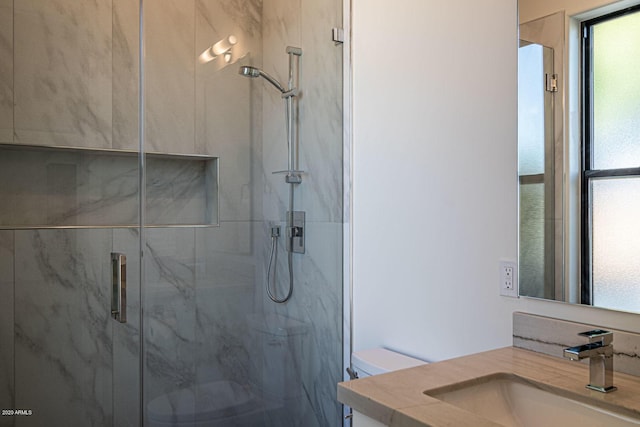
[351, 0, 640, 363]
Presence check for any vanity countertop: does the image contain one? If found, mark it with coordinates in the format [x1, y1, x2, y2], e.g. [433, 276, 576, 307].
[337, 347, 640, 426]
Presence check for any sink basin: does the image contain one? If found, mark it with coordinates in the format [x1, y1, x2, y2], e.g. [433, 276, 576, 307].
[425, 373, 640, 427]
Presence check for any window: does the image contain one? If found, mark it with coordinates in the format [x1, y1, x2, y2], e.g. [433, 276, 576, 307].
[581, 6, 640, 311]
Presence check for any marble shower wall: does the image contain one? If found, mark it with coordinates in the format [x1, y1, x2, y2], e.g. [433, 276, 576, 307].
[113, 0, 141, 150]
[0, 0, 12, 143]
[141, 0, 265, 420]
[14, 0, 113, 148]
[0, 228, 140, 427]
[112, 229, 142, 427]
[8, 0, 138, 150]
[14, 230, 112, 427]
[257, 0, 344, 425]
[143, 228, 198, 414]
[0, 147, 217, 228]
[0, 3, 143, 424]
[145, 0, 196, 155]
[0, 0, 343, 426]
[2, 0, 219, 228]
[0, 231, 13, 427]
[142, 0, 344, 425]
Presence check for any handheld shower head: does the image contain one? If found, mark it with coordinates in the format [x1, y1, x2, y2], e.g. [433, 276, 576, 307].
[239, 66, 261, 78]
[238, 66, 286, 93]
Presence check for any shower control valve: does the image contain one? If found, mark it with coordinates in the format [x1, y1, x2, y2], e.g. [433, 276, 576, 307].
[289, 226, 303, 238]
[287, 211, 306, 254]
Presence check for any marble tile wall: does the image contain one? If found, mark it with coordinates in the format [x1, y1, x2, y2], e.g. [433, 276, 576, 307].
[194, 0, 263, 226]
[144, 0, 195, 155]
[0, 0, 12, 144]
[0, 147, 138, 227]
[13, 230, 114, 427]
[513, 312, 640, 377]
[258, 0, 344, 424]
[141, 1, 266, 423]
[298, 0, 343, 223]
[140, 0, 344, 424]
[112, 229, 141, 427]
[0, 227, 142, 427]
[255, 222, 343, 426]
[112, 0, 140, 151]
[143, 229, 198, 418]
[0, 147, 216, 227]
[3, 0, 138, 150]
[0, 231, 14, 427]
[1, 0, 344, 426]
[146, 156, 218, 226]
[195, 58, 253, 223]
[13, 0, 113, 149]
[193, 225, 257, 385]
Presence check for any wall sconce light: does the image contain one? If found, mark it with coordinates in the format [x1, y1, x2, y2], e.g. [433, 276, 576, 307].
[199, 35, 237, 64]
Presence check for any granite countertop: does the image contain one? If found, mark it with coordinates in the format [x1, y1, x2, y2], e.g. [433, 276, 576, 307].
[337, 347, 640, 427]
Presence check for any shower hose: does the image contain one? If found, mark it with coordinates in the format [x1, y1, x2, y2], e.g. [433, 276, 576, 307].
[266, 187, 295, 303]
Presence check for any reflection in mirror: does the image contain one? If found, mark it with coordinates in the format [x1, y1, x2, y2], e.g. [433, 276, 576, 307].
[518, 41, 558, 300]
[518, 7, 640, 313]
[518, 11, 566, 306]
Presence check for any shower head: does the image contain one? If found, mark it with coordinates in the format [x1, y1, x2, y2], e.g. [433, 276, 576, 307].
[238, 66, 286, 94]
[239, 66, 261, 78]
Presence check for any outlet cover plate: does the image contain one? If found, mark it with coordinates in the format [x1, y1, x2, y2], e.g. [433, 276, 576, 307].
[499, 260, 518, 298]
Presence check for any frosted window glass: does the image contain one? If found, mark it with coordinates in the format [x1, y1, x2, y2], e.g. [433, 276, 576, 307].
[592, 12, 640, 169]
[518, 43, 545, 175]
[592, 178, 640, 312]
[519, 183, 545, 298]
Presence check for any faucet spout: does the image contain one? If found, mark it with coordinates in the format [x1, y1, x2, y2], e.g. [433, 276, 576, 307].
[563, 342, 609, 361]
[563, 329, 617, 393]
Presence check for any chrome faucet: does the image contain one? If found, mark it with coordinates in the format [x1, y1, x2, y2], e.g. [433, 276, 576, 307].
[563, 329, 617, 393]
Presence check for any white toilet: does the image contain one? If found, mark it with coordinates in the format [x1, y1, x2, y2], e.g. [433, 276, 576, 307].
[351, 347, 427, 378]
[350, 348, 427, 426]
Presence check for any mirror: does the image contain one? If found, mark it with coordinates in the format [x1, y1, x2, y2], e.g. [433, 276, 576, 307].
[518, 11, 566, 303]
[518, 7, 640, 313]
[518, 41, 558, 300]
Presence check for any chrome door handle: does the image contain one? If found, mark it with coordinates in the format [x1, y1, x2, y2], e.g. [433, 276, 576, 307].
[111, 253, 127, 323]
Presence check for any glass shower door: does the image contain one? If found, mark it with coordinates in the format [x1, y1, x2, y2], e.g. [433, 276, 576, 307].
[141, 0, 344, 426]
[2, 0, 344, 425]
[0, 1, 143, 426]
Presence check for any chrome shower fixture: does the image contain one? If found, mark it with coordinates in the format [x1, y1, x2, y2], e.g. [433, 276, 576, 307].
[240, 46, 304, 304]
[238, 66, 287, 94]
[238, 65, 260, 78]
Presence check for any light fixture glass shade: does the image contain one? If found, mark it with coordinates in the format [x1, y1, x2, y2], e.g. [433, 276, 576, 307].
[212, 35, 237, 55]
[198, 48, 216, 64]
[198, 35, 237, 64]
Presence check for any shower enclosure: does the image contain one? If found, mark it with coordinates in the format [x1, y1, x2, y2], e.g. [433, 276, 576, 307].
[0, 1, 344, 426]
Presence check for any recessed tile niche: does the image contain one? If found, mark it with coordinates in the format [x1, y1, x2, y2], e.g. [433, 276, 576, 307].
[0, 144, 218, 228]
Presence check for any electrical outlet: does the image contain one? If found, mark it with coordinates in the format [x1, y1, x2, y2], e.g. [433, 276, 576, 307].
[499, 261, 518, 298]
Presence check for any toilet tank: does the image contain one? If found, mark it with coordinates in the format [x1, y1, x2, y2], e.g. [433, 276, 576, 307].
[349, 349, 427, 426]
[351, 348, 427, 378]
